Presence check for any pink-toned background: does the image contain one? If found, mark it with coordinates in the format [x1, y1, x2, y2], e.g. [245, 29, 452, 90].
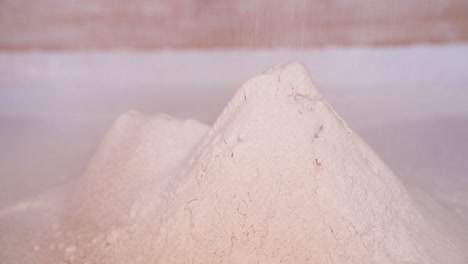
[1, 0, 468, 49]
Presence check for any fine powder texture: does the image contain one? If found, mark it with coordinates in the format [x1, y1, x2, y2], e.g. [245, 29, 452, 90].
[0, 62, 465, 263]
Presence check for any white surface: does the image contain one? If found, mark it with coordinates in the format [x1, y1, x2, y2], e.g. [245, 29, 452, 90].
[1, 45, 467, 125]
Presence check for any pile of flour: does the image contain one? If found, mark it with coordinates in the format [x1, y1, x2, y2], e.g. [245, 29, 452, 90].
[0, 62, 465, 263]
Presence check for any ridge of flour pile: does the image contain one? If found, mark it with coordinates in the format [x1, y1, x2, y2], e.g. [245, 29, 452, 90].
[0, 62, 465, 263]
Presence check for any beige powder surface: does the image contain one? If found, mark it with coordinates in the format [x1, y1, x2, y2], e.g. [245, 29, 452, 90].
[0, 62, 465, 263]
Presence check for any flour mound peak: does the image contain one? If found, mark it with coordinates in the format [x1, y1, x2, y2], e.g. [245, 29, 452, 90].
[138, 62, 463, 263]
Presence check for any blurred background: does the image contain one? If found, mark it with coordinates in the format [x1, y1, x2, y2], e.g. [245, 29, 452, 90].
[0, 0, 467, 225]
